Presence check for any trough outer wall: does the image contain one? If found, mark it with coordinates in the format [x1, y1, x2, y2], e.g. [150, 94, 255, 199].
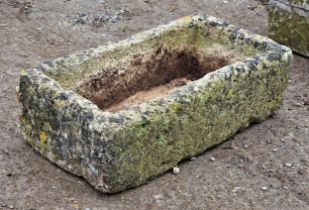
[18, 55, 292, 193]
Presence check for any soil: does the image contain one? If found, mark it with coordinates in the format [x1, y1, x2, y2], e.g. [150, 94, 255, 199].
[77, 46, 234, 112]
[0, 0, 308, 210]
[104, 77, 192, 113]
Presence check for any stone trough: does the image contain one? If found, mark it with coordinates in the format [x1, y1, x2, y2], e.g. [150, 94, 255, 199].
[18, 14, 292, 193]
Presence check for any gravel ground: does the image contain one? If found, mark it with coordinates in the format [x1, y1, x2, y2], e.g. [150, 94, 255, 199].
[0, 0, 308, 209]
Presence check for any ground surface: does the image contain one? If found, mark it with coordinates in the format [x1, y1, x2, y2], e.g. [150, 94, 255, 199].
[0, 0, 308, 209]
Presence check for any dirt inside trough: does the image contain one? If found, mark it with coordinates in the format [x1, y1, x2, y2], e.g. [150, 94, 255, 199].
[76, 46, 233, 112]
[104, 77, 192, 112]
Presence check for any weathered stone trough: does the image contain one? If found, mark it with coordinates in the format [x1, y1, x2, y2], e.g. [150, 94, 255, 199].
[18, 14, 292, 193]
[268, 0, 309, 57]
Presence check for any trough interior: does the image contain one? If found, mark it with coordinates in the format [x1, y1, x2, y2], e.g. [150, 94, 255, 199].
[43, 23, 257, 112]
[75, 45, 239, 112]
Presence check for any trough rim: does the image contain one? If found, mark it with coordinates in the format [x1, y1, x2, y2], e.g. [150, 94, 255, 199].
[20, 14, 292, 120]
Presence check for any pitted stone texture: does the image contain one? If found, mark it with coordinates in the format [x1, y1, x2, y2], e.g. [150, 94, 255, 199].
[18, 14, 292, 193]
[268, 0, 309, 57]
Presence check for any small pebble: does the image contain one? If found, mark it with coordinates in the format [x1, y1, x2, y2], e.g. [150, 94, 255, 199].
[152, 194, 163, 200]
[272, 148, 278, 152]
[9, 205, 14, 209]
[244, 144, 248, 148]
[283, 186, 289, 190]
[210, 156, 216, 162]
[85, 208, 91, 210]
[190, 156, 197, 161]
[293, 102, 302, 107]
[118, 70, 125, 75]
[232, 187, 242, 193]
[173, 166, 180, 174]
[247, 5, 257, 10]
[285, 162, 293, 167]
[223, 0, 228, 3]
[261, 186, 268, 191]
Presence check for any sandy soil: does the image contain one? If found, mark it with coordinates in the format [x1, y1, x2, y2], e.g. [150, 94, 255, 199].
[104, 77, 192, 113]
[0, 0, 308, 209]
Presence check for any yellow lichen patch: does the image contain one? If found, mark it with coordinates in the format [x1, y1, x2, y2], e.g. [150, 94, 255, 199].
[55, 99, 67, 108]
[227, 89, 235, 98]
[40, 131, 48, 145]
[177, 16, 192, 22]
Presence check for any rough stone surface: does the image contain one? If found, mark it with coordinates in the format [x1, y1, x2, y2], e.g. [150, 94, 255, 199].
[268, 0, 309, 57]
[18, 14, 292, 193]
